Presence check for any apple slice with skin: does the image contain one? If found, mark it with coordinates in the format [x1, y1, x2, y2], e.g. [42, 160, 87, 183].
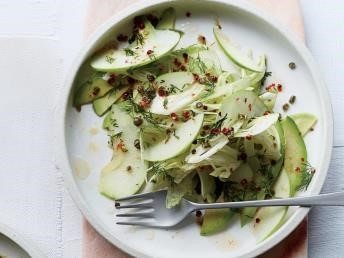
[251, 168, 290, 242]
[99, 105, 147, 199]
[91, 19, 181, 72]
[143, 113, 204, 161]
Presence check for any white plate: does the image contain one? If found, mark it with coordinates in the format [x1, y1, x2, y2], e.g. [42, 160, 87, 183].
[0, 222, 45, 258]
[56, 0, 333, 257]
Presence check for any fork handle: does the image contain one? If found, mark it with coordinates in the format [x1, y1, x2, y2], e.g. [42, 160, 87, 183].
[191, 191, 344, 210]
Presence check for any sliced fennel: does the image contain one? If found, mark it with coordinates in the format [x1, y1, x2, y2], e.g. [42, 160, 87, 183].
[185, 135, 229, 164]
[150, 83, 205, 115]
[259, 91, 278, 111]
[219, 90, 268, 126]
[252, 123, 283, 161]
[234, 113, 279, 138]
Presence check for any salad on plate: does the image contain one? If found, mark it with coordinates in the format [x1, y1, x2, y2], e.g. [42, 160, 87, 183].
[73, 7, 317, 240]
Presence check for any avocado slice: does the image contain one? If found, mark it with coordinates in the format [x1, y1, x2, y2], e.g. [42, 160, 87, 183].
[200, 208, 236, 236]
[290, 112, 317, 137]
[197, 171, 216, 203]
[281, 116, 307, 196]
[240, 191, 265, 227]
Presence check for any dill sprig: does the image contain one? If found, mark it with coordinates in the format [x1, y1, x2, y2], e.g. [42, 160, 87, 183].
[148, 163, 173, 182]
[212, 114, 228, 130]
[124, 47, 136, 56]
[261, 71, 272, 86]
[261, 177, 274, 198]
[168, 84, 182, 94]
[82, 71, 106, 86]
[297, 162, 316, 191]
[164, 127, 180, 143]
[136, 33, 145, 45]
[148, 53, 157, 61]
[188, 54, 207, 74]
[108, 132, 123, 147]
[142, 111, 162, 128]
[188, 53, 218, 95]
[223, 182, 247, 203]
[163, 98, 168, 109]
[105, 55, 115, 64]
[196, 114, 228, 144]
[255, 164, 276, 198]
[103, 115, 123, 147]
[120, 98, 164, 128]
[200, 76, 217, 96]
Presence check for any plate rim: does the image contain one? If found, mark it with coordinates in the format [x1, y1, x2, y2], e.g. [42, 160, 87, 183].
[0, 222, 45, 258]
[55, 0, 333, 257]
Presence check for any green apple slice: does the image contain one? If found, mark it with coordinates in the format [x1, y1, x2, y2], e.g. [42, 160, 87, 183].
[156, 7, 176, 30]
[150, 84, 205, 115]
[91, 20, 180, 72]
[251, 168, 290, 242]
[143, 113, 204, 161]
[92, 86, 129, 116]
[99, 105, 147, 199]
[156, 71, 194, 89]
[213, 26, 265, 73]
[73, 77, 113, 107]
[149, 72, 203, 115]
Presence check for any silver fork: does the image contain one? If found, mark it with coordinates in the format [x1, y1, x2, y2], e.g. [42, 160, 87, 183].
[115, 189, 344, 228]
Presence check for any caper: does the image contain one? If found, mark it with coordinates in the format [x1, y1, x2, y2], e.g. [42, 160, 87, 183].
[288, 62, 296, 69]
[289, 95, 296, 104]
[134, 139, 141, 149]
[133, 116, 143, 126]
[196, 102, 203, 108]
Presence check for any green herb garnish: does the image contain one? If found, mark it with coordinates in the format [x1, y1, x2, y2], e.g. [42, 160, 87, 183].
[105, 55, 115, 64]
[297, 162, 315, 191]
[124, 48, 136, 56]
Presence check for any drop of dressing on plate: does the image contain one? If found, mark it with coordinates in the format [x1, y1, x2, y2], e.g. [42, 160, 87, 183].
[89, 127, 99, 135]
[88, 142, 98, 152]
[215, 236, 238, 251]
[72, 156, 91, 180]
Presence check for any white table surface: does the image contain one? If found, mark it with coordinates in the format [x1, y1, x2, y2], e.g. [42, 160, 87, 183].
[0, 0, 344, 257]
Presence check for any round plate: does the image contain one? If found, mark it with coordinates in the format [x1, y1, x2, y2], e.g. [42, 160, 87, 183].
[0, 222, 45, 258]
[56, 0, 333, 257]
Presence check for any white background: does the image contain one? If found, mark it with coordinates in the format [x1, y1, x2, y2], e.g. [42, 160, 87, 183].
[0, 0, 344, 257]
